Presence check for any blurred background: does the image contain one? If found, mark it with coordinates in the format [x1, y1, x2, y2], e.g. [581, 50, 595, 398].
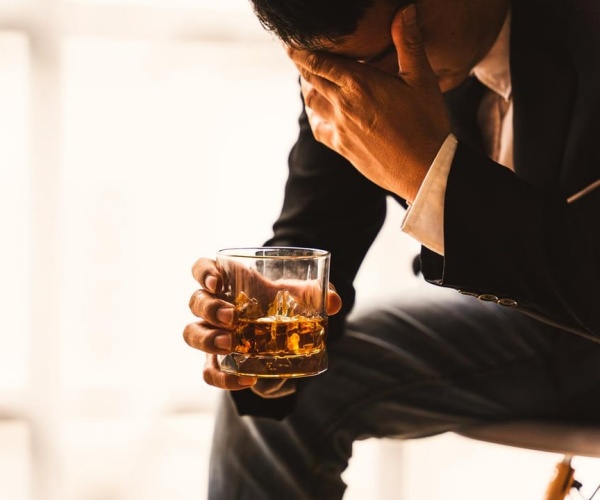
[1, 0, 598, 499]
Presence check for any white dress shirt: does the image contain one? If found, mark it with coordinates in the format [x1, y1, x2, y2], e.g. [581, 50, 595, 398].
[401, 11, 513, 256]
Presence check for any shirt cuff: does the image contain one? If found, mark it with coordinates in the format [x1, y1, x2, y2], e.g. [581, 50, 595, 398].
[401, 133, 458, 256]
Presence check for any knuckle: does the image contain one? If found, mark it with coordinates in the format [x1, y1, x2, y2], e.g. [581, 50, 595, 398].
[191, 259, 201, 279]
[203, 356, 233, 389]
[312, 121, 329, 146]
[182, 323, 194, 346]
[300, 77, 311, 95]
[183, 322, 208, 351]
[338, 93, 353, 115]
[305, 52, 321, 72]
[191, 257, 210, 282]
[182, 321, 214, 353]
[188, 290, 201, 312]
[304, 88, 316, 109]
[299, 68, 313, 84]
[189, 289, 223, 320]
[342, 67, 365, 93]
[192, 258, 223, 291]
[312, 124, 323, 142]
[202, 365, 214, 385]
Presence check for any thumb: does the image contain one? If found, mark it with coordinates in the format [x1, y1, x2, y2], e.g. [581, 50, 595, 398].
[392, 3, 430, 81]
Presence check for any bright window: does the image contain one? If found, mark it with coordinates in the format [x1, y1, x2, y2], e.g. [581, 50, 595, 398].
[0, 2, 299, 499]
[0, 32, 30, 392]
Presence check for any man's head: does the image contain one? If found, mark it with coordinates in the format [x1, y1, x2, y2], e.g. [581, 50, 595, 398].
[249, 0, 408, 51]
[250, 0, 510, 91]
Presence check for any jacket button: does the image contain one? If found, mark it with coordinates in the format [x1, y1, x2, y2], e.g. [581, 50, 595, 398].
[497, 298, 518, 307]
[458, 290, 479, 297]
[477, 294, 499, 302]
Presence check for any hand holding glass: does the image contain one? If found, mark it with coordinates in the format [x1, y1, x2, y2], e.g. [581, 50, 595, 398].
[216, 247, 330, 378]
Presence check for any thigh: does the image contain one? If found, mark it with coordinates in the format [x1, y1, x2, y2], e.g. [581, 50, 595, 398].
[300, 281, 600, 443]
[293, 282, 560, 445]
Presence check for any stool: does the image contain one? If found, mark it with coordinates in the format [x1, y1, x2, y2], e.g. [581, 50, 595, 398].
[457, 421, 600, 499]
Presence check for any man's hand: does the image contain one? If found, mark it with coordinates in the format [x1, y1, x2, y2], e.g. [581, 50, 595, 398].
[288, 4, 450, 203]
[183, 258, 256, 390]
[183, 257, 342, 391]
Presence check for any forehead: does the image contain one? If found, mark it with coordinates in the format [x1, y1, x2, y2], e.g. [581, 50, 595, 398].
[320, 1, 401, 61]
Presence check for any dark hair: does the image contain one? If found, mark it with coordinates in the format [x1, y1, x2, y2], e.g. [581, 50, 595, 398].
[249, 0, 400, 50]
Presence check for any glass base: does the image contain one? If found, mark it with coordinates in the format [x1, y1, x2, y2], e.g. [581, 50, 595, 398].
[219, 350, 328, 378]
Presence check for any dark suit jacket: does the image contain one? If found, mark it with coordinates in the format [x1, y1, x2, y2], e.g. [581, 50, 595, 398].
[233, 0, 600, 418]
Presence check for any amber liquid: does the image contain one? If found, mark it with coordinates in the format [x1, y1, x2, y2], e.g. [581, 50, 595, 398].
[220, 316, 328, 378]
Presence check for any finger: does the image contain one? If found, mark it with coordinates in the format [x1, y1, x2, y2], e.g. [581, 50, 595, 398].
[288, 47, 351, 90]
[191, 258, 222, 293]
[298, 66, 340, 102]
[183, 320, 234, 354]
[203, 354, 257, 390]
[188, 288, 235, 327]
[301, 76, 335, 119]
[327, 288, 343, 316]
[308, 114, 335, 146]
[392, 3, 433, 80]
[301, 89, 336, 146]
[305, 104, 336, 146]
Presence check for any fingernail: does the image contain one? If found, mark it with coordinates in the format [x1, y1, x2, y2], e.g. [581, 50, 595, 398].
[216, 306, 234, 325]
[204, 275, 217, 293]
[238, 377, 257, 386]
[402, 3, 417, 26]
[214, 333, 231, 350]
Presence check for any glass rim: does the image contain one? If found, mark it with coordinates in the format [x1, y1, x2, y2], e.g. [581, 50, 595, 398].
[217, 246, 330, 260]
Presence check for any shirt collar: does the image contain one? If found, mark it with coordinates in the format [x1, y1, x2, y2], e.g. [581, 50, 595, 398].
[471, 9, 512, 101]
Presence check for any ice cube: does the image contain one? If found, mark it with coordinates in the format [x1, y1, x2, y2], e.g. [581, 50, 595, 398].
[234, 291, 264, 319]
[267, 290, 314, 318]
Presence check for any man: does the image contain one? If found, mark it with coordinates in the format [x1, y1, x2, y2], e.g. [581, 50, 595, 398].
[183, 0, 600, 497]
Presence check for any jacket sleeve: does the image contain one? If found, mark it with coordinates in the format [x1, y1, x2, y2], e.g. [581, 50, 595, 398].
[421, 142, 600, 343]
[231, 96, 390, 418]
